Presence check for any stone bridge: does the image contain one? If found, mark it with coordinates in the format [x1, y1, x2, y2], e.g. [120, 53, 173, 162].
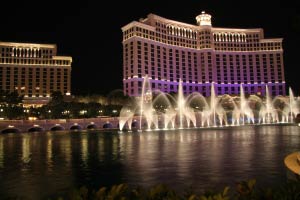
[0, 117, 140, 133]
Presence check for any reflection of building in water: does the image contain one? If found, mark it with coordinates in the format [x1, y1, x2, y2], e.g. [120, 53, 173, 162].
[98, 135, 120, 162]
[81, 135, 88, 165]
[47, 138, 52, 169]
[60, 138, 71, 168]
[98, 137, 105, 162]
[122, 12, 285, 97]
[22, 135, 31, 164]
[0, 137, 3, 168]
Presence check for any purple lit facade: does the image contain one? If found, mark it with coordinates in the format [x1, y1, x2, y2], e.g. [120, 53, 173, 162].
[121, 12, 285, 97]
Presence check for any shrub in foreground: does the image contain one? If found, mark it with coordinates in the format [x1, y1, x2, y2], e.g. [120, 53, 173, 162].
[50, 179, 300, 200]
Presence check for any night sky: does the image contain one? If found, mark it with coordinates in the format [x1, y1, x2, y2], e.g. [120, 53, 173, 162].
[1, 0, 299, 95]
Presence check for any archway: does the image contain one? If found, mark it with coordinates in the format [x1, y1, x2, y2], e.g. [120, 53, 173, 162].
[70, 125, 82, 130]
[28, 127, 44, 132]
[103, 123, 113, 129]
[87, 124, 97, 130]
[1, 128, 21, 134]
[50, 125, 64, 131]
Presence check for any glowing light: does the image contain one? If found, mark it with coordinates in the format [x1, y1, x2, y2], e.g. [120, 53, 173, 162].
[28, 117, 37, 120]
[196, 11, 212, 26]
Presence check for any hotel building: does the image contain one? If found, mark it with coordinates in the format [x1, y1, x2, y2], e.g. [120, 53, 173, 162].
[0, 41, 72, 106]
[121, 12, 285, 97]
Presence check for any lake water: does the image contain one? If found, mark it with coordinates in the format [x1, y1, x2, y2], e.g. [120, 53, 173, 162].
[0, 125, 299, 199]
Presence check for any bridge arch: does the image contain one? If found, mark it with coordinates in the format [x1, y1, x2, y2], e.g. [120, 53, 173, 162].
[50, 125, 65, 131]
[1, 127, 21, 134]
[131, 121, 139, 128]
[69, 124, 82, 131]
[28, 126, 44, 132]
[103, 123, 113, 129]
[86, 123, 97, 130]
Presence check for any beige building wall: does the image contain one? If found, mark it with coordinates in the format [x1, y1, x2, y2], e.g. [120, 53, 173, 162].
[121, 12, 285, 97]
[0, 42, 72, 106]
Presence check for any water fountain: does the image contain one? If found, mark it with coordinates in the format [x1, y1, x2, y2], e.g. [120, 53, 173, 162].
[119, 76, 300, 132]
[258, 85, 278, 123]
[287, 87, 299, 122]
[239, 84, 255, 125]
[139, 75, 157, 131]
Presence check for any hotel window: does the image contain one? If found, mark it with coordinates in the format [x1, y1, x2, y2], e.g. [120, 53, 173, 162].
[21, 68, 26, 87]
[13, 68, 18, 86]
[6, 68, 11, 90]
[152, 83, 155, 89]
[0, 68, 3, 88]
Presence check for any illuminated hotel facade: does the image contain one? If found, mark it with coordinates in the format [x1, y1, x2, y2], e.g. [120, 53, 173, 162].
[0, 41, 72, 106]
[121, 12, 285, 97]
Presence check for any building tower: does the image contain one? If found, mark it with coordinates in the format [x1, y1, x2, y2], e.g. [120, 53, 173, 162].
[121, 12, 285, 97]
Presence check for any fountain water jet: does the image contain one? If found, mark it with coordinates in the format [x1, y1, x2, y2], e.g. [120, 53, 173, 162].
[239, 84, 255, 125]
[259, 85, 279, 124]
[288, 87, 299, 122]
[211, 83, 217, 127]
[139, 75, 158, 131]
[118, 75, 300, 132]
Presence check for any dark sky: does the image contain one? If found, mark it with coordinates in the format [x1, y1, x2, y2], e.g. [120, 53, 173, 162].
[1, 0, 299, 95]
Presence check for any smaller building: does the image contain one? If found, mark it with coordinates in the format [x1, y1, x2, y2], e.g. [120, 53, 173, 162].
[0, 41, 72, 106]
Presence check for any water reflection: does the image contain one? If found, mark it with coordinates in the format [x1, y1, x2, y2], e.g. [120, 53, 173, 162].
[0, 137, 3, 168]
[60, 133, 72, 168]
[0, 125, 299, 199]
[22, 134, 31, 165]
[118, 126, 300, 191]
[47, 135, 53, 172]
[81, 134, 88, 166]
